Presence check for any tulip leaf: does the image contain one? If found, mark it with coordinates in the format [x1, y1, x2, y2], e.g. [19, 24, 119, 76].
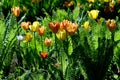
[68, 36, 73, 55]
[61, 52, 68, 76]
[114, 31, 120, 42]
[0, 20, 5, 49]
[73, 6, 80, 21]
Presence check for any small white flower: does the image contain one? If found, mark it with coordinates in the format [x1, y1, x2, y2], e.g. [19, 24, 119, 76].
[16, 35, 24, 41]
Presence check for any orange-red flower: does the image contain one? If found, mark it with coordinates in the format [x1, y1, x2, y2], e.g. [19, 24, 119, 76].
[11, 7, 20, 17]
[38, 26, 45, 36]
[44, 38, 52, 47]
[21, 21, 31, 30]
[49, 22, 60, 33]
[106, 19, 116, 32]
[40, 52, 48, 59]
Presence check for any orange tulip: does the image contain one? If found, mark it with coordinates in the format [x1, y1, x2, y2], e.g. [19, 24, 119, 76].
[49, 22, 60, 33]
[38, 27, 45, 36]
[64, 1, 73, 7]
[21, 21, 31, 30]
[60, 20, 71, 30]
[66, 23, 78, 35]
[44, 38, 52, 47]
[11, 7, 20, 17]
[106, 19, 116, 32]
[40, 52, 48, 59]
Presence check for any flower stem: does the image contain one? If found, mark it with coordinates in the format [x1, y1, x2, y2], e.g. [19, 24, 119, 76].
[34, 32, 36, 51]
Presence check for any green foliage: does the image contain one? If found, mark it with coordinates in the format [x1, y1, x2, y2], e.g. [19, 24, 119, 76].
[1, 0, 120, 80]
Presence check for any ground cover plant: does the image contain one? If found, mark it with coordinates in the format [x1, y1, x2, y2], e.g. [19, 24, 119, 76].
[0, 0, 120, 80]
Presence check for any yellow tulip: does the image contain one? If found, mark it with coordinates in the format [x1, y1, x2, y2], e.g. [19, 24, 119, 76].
[87, 0, 96, 2]
[33, 21, 40, 28]
[56, 29, 67, 40]
[23, 33, 33, 42]
[88, 10, 99, 19]
[84, 21, 89, 30]
[29, 21, 40, 32]
[104, 0, 110, 2]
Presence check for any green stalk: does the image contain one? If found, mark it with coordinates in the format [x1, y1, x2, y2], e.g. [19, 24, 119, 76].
[41, 36, 43, 52]
[34, 32, 36, 51]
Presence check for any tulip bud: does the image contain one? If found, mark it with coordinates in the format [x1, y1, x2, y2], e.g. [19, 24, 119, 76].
[40, 52, 48, 59]
[38, 26, 45, 36]
[44, 38, 52, 47]
[84, 21, 89, 30]
[106, 19, 116, 32]
[11, 7, 20, 17]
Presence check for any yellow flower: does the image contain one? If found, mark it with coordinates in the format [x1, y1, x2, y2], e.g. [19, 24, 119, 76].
[104, 0, 110, 2]
[23, 33, 33, 42]
[88, 10, 99, 19]
[84, 21, 89, 30]
[29, 21, 40, 32]
[33, 21, 40, 28]
[56, 29, 67, 40]
[87, 0, 96, 2]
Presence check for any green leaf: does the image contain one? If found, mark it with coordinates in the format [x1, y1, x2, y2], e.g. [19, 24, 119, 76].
[61, 53, 68, 76]
[17, 70, 31, 80]
[114, 30, 120, 42]
[73, 6, 80, 21]
[68, 36, 73, 55]
[0, 20, 5, 49]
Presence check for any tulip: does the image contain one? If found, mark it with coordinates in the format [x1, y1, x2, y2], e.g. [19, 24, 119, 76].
[104, 0, 110, 2]
[49, 22, 60, 33]
[106, 19, 116, 32]
[84, 21, 89, 30]
[40, 52, 48, 59]
[60, 20, 71, 30]
[64, 1, 73, 7]
[87, 0, 96, 3]
[21, 21, 31, 30]
[44, 38, 52, 47]
[88, 10, 99, 19]
[56, 29, 67, 40]
[38, 26, 45, 36]
[29, 21, 40, 32]
[33, 21, 40, 28]
[11, 7, 20, 17]
[66, 23, 78, 35]
[23, 33, 33, 42]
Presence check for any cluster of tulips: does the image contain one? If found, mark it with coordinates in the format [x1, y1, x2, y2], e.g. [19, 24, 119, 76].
[17, 21, 51, 59]
[49, 20, 78, 40]
[83, 8, 116, 32]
